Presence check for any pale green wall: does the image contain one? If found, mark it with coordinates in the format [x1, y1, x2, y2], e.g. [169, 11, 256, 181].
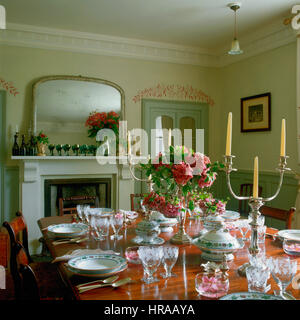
[0, 41, 298, 226]
[218, 42, 298, 172]
[0, 44, 221, 166]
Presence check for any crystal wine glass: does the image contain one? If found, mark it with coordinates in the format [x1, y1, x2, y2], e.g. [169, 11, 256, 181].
[138, 246, 163, 284]
[268, 257, 297, 298]
[90, 214, 109, 241]
[110, 212, 124, 240]
[160, 245, 179, 278]
[236, 219, 250, 241]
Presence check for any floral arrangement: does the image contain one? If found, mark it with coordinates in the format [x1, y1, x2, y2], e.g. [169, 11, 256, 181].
[140, 146, 224, 217]
[36, 131, 49, 144]
[85, 111, 120, 138]
[189, 191, 228, 215]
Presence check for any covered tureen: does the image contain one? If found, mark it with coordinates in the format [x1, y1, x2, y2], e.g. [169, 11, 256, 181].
[193, 214, 243, 261]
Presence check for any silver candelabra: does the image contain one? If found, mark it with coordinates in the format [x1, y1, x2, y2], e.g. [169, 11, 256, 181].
[223, 154, 291, 276]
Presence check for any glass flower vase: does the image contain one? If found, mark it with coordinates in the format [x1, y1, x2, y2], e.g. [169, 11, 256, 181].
[170, 207, 191, 245]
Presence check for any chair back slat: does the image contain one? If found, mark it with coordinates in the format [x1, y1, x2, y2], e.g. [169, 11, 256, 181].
[260, 206, 295, 229]
[58, 195, 99, 216]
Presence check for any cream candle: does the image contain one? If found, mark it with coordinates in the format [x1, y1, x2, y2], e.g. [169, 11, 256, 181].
[253, 156, 259, 198]
[280, 119, 286, 157]
[168, 129, 172, 147]
[225, 112, 232, 156]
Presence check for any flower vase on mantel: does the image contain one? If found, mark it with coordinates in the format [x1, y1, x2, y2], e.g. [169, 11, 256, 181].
[36, 131, 49, 156]
[37, 142, 47, 156]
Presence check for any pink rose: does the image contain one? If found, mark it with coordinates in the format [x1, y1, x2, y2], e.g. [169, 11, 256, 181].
[171, 162, 193, 186]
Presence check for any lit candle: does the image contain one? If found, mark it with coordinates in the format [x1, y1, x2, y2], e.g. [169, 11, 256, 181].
[168, 128, 172, 147]
[127, 131, 131, 155]
[280, 119, 286, 157]
[225, 112, 232, 156]
[253, 156, 259, 198]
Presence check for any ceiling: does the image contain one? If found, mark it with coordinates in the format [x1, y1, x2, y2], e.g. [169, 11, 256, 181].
[1, 0, 297, 51]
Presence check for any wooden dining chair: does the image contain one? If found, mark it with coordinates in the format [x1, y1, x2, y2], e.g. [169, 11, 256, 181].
[238, 183, 263, 215]
[58, 195, 99, 216]
[3, 211, 67, 300]
[260, 206, 295, 229]
[0, 231, 15, 300]
[14, 241, 67, 300]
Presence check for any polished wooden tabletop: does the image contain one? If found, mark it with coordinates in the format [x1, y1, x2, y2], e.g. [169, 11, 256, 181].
[38, 215, 300, 300]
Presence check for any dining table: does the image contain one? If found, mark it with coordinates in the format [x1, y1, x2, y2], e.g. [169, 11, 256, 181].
[37, 214, 300, 301]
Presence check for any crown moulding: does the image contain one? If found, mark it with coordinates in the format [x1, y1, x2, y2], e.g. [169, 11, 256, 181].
[0, 22, 297, 68]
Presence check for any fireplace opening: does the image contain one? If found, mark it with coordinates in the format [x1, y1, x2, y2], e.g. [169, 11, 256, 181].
[44, 178, 111, 217]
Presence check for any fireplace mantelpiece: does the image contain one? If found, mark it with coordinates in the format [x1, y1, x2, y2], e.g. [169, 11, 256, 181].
[12, 156, 134, 254]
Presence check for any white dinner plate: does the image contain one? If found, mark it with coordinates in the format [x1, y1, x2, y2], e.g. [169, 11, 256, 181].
[47, 223, 88, 238]
[67, 262, 128, 278]
[67, 254, 127, 275]
[277, 229, 300, 241]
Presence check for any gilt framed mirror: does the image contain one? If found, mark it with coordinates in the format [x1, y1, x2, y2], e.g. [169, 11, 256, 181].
[32, 75, 125, 146]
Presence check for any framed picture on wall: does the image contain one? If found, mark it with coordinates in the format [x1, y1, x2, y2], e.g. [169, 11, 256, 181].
[241, 92, 271, 132]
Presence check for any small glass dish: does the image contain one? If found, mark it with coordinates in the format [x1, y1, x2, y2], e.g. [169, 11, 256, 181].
[195, 272, 229, 299]
[125, 246, 142, 264]
[283, 238, 300, 256]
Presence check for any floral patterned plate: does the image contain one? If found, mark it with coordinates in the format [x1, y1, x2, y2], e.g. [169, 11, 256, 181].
[220, 292, 284, 300]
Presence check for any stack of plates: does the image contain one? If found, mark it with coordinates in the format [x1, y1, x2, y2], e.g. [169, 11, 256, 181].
[67, 254, 128, 278]
[277, 229, 300, 241]
[47, 223, 88, 238]
[221, 210, 240, 221]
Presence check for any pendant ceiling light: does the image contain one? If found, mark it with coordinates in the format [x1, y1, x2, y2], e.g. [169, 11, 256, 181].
[228, 3, 243, 55]
[0, 5, 6, 29]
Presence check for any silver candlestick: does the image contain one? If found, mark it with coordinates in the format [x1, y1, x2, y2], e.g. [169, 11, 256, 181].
[224, 154, 291, 276]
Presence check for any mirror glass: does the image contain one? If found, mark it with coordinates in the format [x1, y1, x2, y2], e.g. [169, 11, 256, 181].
[33, 76, 123, 146]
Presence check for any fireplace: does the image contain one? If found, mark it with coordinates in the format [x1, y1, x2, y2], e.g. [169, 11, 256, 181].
[44, 178, 112, 217]
[12, 157, 134, 254]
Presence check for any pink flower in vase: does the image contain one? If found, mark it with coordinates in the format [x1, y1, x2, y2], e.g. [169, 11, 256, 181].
[216, 200, 226, 214]
[186, 152, 206, 176]
[171, 162, 193, 186]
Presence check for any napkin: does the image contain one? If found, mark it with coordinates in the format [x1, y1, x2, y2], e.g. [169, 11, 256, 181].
[51, 248, 119, 263]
